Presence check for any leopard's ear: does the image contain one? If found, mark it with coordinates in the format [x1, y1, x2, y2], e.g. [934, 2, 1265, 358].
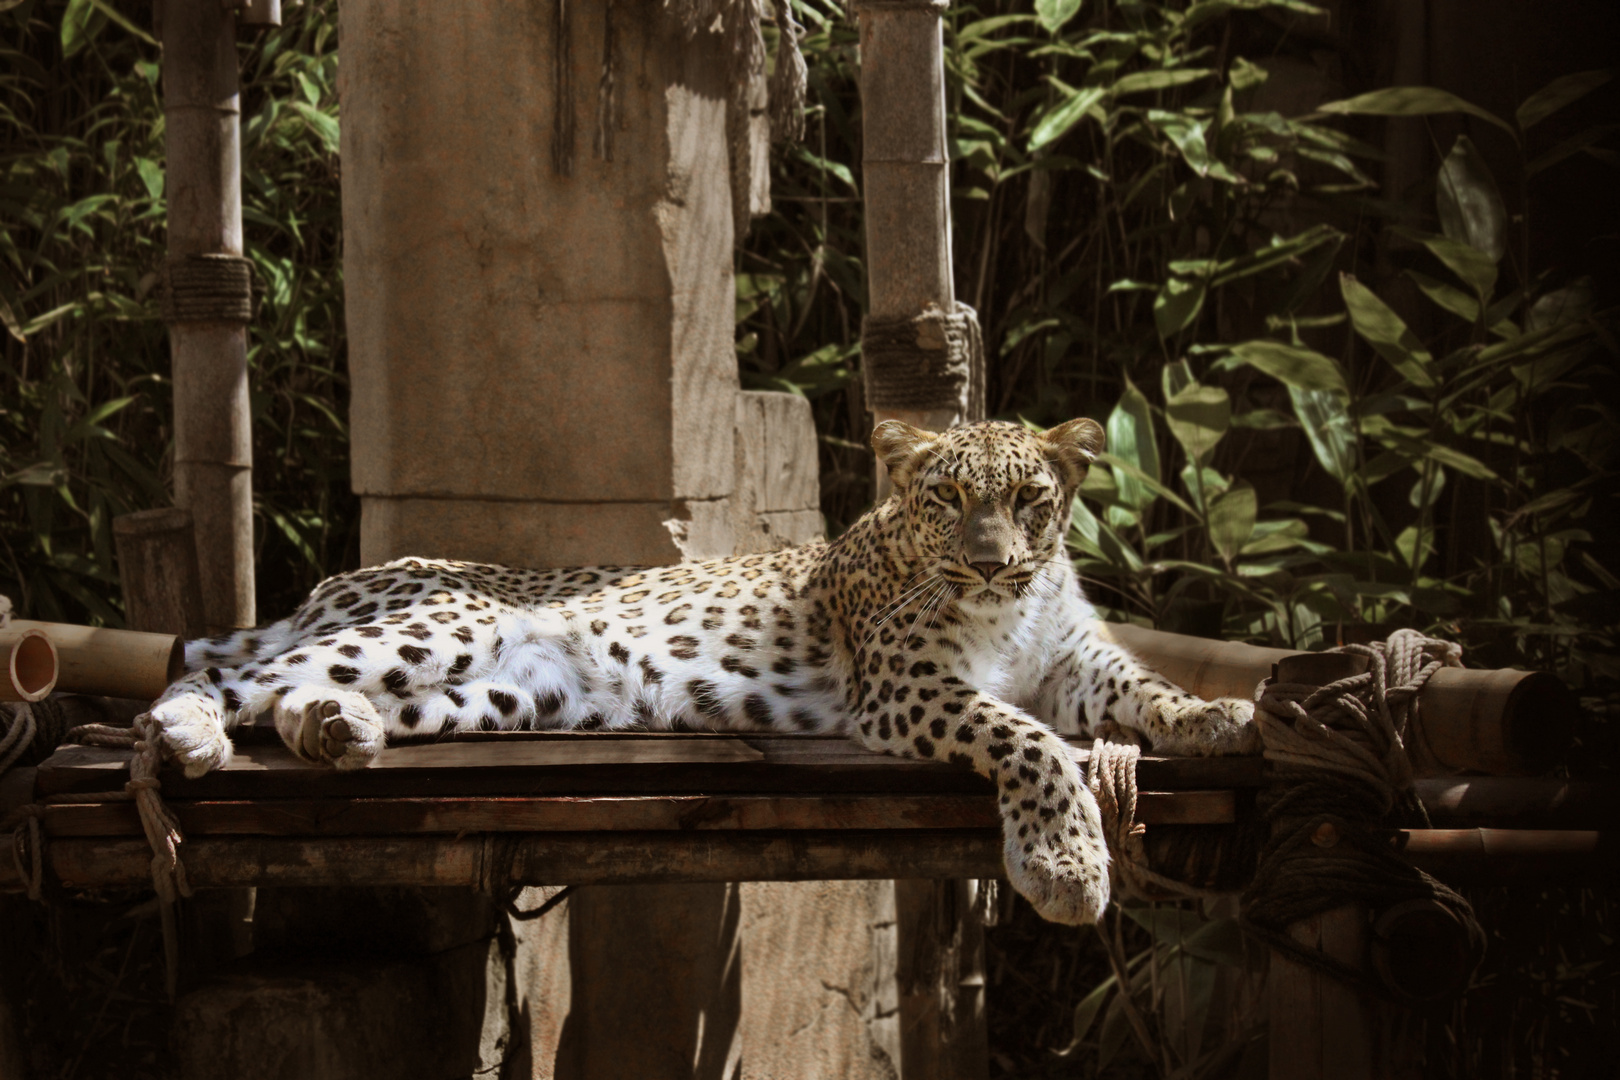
[871, 420, 939, 488]
[1039, 418, 1106, 489]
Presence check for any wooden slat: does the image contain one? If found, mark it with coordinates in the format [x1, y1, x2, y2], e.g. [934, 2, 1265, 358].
[23, 831, 1009, 890]
[38, 789, 1238, 838]
[32, 733, 1266, 798]
[6, 828, 1610, 893]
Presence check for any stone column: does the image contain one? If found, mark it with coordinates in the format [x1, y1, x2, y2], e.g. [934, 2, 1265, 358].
[343, 0, 740, 569]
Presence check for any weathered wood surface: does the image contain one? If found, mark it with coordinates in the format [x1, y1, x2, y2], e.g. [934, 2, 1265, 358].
[112, 508, 207, 640]
[28, 831, 1010, 890]
[32, 733, 1267, 799]
[4, 828, 1608, 893]
[38, 789, 1237, 838]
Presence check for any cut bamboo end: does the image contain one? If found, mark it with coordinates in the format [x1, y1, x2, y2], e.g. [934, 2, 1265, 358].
[0, 629, 58, 703]
[8, 620, 182, 702]
[1105, 622, 1576, 776]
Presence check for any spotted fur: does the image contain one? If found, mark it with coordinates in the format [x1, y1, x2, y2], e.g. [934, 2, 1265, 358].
[146, 419, 1257, 924]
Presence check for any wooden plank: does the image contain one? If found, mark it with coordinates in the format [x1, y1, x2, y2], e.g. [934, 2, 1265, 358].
[33, 734, 1266, 798]
[1267, 908, 1373, 1080]
[39, 789, 1237, 838]
[16, 830, 1010, 891]
[3, 827, 1612, 893]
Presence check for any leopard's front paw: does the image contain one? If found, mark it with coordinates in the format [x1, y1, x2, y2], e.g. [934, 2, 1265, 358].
[275, 688, 385, 770]
[1165, 696, 1260, 756]
[145, 693, 234, 778]
[1003, 789, 1111, 925]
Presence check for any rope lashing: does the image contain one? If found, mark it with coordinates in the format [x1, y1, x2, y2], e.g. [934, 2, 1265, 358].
[1088, 738, 1221, 903]
[1241, 629, 1485, 997]
[480, 833, 574, 922]
[861, 303, 987, 415]
[160, 253, 256, 324]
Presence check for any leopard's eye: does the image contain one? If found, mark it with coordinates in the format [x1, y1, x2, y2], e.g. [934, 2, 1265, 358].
[1017, 485, 1044, 504]
[932, 482, 961, 505]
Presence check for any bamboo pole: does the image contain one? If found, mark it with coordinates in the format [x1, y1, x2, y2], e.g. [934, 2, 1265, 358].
[7, 621, 181, 702]
[162, 0, 255, 633]
[1105, 622, 1576, 775]
[855, 3, 988, 1072]
[858, 0, 957, 438]
[0, 630, 57, 703]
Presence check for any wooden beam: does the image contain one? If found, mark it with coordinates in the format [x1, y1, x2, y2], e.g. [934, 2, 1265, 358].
[2, 828, 1607, 894]
[32, 735, 1267, 799]
[38, 789, 1237, 838]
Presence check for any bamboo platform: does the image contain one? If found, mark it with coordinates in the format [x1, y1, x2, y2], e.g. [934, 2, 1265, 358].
[4, 729, 1613, 893]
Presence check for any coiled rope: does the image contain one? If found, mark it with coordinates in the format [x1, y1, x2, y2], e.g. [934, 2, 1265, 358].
[1240, 630, 1485, 995]
[1088, 629, 1486, 998]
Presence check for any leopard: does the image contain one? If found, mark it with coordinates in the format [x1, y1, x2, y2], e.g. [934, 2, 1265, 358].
[145, 417, 1258, 925]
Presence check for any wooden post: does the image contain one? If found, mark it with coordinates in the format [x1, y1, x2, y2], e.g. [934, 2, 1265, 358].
[1263, 653, 1373, 1080]
[113, 508, 207, 640]
[856, 0, 983, 453]
[161, 0, 255, 633]
[1267, 907, 1374, 1079]
[855, 2, 989, 1074]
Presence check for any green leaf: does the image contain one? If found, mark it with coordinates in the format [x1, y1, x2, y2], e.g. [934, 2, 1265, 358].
[1526, 123, 1620, 177]
[60, 0, 95, 58]
[1106, 380, 1160, 509]
[1210, 224, 1342, 288]
[1226, 341, 1348, 396]
[1339, 273, 1435, 388]
[1146, 110, 1219, 177]
[1229, 56, 1269, 91]
[1392, 226, 1498, 301]
[1516, 69, 1614, 131]
[1053, 976, 1116, 1057]
[1035, 0, 1084, 34]
[1113, 69, 1216, 96]
[136, 158, 164, 201]
[1525, 279, 1593, 332]
[1316, 86, 1516, 141]
[1208, 482, 1257, 563]
[1290, 386, 1357, 484]
[1405, 269, 1480, 324]
[1029, 83, 1107, 151]
[1436, 135, 1506, 263]
[1163, 369, 1230, 464]
[291, 102, 341, 155]
[1154, 275, 1207, 338]
[87, 0, 157, 46]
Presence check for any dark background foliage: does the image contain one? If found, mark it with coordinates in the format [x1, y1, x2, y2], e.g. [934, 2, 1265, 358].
[1, 0, 1616, 1077]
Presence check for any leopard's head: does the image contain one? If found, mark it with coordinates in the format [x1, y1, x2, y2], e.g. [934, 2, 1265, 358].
[872, 418, 1105, 602]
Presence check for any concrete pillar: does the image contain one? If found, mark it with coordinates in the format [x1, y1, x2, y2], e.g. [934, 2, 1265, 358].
[342, 0, 740, 569]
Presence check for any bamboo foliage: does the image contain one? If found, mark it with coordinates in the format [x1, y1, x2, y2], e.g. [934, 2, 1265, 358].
[0, 0, 351, 625]
[741, 1, 1617, 691]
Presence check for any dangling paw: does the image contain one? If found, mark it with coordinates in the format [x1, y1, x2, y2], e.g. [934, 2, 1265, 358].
[146, 691, 234, 777]
[1002, 787, 1111, 925]
[274, 687, 385, 770]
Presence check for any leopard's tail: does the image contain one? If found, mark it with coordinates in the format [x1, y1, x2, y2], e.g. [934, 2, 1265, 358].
[182, 618, 301, 672]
